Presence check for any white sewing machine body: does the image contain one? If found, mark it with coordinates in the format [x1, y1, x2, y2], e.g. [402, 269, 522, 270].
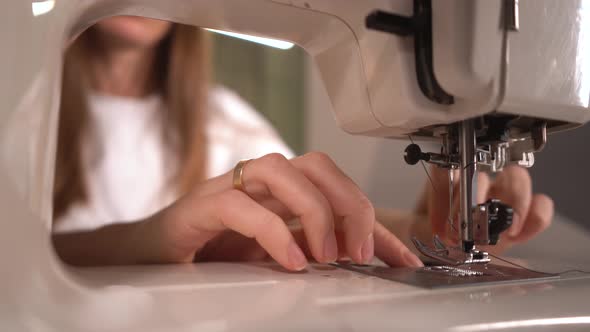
[1, 0, 590, 330]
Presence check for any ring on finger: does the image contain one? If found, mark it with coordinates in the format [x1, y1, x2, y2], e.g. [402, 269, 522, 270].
[233, 159, 252, 192]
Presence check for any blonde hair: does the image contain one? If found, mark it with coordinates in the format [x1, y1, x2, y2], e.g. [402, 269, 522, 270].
[53, 23, 210, 220]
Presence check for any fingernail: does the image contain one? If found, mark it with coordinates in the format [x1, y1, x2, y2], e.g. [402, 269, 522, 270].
[288, 241, 307, 271]
[323, 233, 338, 263]
[403, 250, 424, 267]
[508, 213, 520, 237]
[361, 233, 374, 264]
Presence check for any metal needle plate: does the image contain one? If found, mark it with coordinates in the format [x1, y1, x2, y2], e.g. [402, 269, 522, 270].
[333, 262, 559, 289]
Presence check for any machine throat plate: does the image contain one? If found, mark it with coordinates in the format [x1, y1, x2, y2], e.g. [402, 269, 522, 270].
[333, 262, 558, 289]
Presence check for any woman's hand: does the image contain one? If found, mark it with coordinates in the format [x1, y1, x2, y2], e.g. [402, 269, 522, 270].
[415, 165, 554, 253]
[145, 152, 422, 271]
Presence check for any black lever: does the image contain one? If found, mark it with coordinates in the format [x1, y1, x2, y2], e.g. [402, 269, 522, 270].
[366, 10, 415, 36]
[365, 0, 455, 105]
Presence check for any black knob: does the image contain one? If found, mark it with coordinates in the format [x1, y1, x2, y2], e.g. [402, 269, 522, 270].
[404, 144, 428, 165]
[487, 199, 513, 245]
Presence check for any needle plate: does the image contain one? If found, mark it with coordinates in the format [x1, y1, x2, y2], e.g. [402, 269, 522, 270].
[333, 262, 559, 289]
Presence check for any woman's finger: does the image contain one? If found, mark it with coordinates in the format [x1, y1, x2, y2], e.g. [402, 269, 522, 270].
[242, 153, 337, 263]
[507, 193, 554, 243]
[192, 189, 308, 271]
[290, 152, 375, 264]
[374, 222, 423, 267]
[476, 172, 492, 204]
[487, 166, 533, 237]
[257, 197, 294, 220]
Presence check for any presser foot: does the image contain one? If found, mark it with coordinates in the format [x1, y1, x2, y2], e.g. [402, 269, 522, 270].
[412, 235, 491, 265]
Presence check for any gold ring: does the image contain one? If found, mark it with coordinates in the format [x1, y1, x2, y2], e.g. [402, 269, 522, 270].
[233, 160, 251, 191]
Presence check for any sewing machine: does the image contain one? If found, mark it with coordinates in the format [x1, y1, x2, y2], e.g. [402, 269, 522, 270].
[2, 0, 590, 331]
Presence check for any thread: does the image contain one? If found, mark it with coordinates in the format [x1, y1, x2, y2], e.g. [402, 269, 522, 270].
[488, 252, 589, 276]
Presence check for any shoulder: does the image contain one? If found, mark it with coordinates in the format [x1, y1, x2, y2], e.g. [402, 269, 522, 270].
[206, 86, 294, 159]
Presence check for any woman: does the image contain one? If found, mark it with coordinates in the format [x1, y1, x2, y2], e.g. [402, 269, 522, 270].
[52, 17, 554, 271]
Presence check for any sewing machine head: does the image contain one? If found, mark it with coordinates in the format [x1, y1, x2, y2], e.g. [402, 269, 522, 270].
[359, 0, 590, 263]
[360, 0, 590, 263]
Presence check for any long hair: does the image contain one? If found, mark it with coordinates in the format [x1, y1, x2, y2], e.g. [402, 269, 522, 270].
[53, 23, 210, 220]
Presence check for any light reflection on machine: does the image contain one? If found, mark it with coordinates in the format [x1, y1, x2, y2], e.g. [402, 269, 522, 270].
[450, 316, 590, 332]
[31, 0, 55, 17]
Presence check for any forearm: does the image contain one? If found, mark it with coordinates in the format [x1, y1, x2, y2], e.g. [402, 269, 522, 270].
[52, 217, 165, 266]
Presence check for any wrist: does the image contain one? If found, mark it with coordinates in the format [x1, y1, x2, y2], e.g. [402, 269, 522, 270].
[134, 211, 189, 264]
[126, 216, 167, 264]
[142, 204, 214, 264]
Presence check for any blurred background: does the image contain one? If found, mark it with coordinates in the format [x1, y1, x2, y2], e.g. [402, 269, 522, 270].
[211, 30, 589, 266]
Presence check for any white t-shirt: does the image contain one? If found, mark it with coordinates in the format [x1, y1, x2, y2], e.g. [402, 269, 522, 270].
[54, 87, 294, 233]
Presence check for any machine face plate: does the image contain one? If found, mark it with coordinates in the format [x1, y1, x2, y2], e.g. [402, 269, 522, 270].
[333, 262, 559, 289]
